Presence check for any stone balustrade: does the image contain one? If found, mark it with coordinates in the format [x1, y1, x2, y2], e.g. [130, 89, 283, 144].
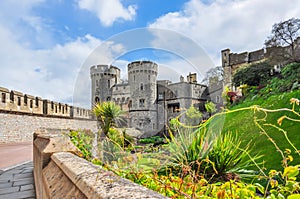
[33, 129, 168, 199]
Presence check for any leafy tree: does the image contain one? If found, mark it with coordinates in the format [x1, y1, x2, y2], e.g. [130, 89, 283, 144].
[202, 66, 224, 85]
[265, 18, 300, 63]
[232, 61, 273, 87]
[205, 101, 216, 116]
[185, 106, 202, 126]
[93, 101, 125, 138]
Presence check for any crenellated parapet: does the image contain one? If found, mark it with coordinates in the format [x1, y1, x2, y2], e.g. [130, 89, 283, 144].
[0, 86, 92, 120]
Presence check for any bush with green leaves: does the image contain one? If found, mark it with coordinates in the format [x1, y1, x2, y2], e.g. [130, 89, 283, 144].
[68, 130, 93, 161]
[232, 61, 274, 87]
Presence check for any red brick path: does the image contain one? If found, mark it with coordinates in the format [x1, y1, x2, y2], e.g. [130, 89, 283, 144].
[0, 142, 32, 170]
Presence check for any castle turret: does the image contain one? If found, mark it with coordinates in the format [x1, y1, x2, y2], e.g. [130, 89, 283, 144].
[90, 65, 120, 107]
[127, 61, 158, 133]
[221, 49, 232, 89]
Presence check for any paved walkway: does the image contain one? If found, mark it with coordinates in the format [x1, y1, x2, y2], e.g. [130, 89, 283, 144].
[0, 142, 33, 169]
[0, 161, 35, 198]
[0, 142, 35, 198]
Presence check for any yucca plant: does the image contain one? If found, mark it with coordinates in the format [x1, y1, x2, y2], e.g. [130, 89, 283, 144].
[205, 132, 260, 182]
[93, 101, 125, 138]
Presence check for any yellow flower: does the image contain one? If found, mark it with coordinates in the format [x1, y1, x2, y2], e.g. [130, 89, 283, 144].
[269, 170, 278, 177]
[270, 179, 278, 188]
[287, 155, 294, 162]
[277, 116, 286, 126]
[290, 98, 300, 105]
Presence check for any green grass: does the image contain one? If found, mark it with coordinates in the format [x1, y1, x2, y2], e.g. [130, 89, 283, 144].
[220, 90, 300, 172]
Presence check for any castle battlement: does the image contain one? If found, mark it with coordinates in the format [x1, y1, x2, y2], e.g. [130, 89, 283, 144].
[0, 86, 91, 119]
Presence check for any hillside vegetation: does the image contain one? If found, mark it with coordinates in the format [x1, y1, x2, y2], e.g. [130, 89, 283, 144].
[222, 62, 300, 171]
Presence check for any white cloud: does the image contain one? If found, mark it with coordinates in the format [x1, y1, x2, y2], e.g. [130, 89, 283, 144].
[0, 1, 125, 107]
[78, 0, 137, 26]
[149, 0, 300, 65]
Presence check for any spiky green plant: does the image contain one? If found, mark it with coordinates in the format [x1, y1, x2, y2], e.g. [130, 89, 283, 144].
[92, 101, 125, 137]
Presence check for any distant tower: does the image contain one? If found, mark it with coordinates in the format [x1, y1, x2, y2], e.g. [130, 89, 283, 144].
[127, 61, 158, 133]
[90, 65, 120, 107]
[221, 49, 232, 89]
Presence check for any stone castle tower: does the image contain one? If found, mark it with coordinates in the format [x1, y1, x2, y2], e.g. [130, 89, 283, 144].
[90, 65, 120, 106]
[90, 60, 209, 136]
[127, 61, 158, 132]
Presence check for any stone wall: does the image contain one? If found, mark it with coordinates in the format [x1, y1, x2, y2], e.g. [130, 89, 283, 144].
[0, 113, 97, 143]
[33, 129, 167, 199]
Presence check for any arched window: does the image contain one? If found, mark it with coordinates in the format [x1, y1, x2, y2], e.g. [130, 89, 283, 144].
[95, 97, 100, 103]
[140, 83, 144, 91]
[107, 96, 111, 101]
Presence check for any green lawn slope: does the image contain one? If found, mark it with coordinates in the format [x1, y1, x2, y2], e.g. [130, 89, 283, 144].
[220, 90, 300, 172]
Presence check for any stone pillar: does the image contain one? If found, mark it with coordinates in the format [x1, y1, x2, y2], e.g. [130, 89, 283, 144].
[33, 129, 80, 199]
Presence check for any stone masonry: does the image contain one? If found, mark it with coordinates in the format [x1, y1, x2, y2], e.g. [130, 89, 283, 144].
[0, 113, 97, 143]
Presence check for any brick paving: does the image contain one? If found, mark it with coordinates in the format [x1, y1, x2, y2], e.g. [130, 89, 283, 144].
[0, 142, 35, 198]
[0, 161, 35, 199]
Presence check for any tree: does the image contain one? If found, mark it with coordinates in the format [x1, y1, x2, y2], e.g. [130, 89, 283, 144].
[93, 101, 125, 138]
[202, 66, 223, 85]
[232, 61, 273, 87]
[185, 106, 202, 126]
[205, 101, 216, 117]
[265, 18, 300, 63]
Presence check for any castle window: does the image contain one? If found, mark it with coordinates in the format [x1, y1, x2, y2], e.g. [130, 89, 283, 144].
[122, 97, 125, 103]
[35, 97, 39, 107]
[140, 83, 144, 91]
[24, 95, 27, 105]
[216, 95, 220, 103]
[1, 93, 6, 103]
[51, 102, 54, 110]
[30, 100, 33, 108]
[59, 103, 61, 112]
[107, 97, 111, 101]
[10, 91, 14, 102]
[62, 106, 64, 114]
[133, 75, 135, 82]
[158, 93, 163, 100]
[139, 99, 145, 107]
[148, 75, 150, 80]
[95, 97, 99, 103]
[55, 105, 57, 113]
[96, 80, 99, 87]
[128, 100, 132, 109]
[17, 97, 21, 106]
[108, 80, 110, 88]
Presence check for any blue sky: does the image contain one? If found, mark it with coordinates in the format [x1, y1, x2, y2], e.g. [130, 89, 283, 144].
[0, 0, 299, 107]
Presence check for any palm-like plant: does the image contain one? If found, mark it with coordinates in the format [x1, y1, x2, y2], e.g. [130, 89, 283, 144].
[93, 101, 125, 137]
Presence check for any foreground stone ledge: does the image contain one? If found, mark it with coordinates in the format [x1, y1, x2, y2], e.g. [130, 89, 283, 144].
[33, 129, 168, 199]
[52, 152, 168, 199]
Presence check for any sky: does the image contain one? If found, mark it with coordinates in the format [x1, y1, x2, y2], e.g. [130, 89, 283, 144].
[0, 0, 299, 108]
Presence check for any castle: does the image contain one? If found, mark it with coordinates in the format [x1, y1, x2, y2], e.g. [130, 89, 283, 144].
[222, 37, 300, 90]
[90, 61, 209, 135]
